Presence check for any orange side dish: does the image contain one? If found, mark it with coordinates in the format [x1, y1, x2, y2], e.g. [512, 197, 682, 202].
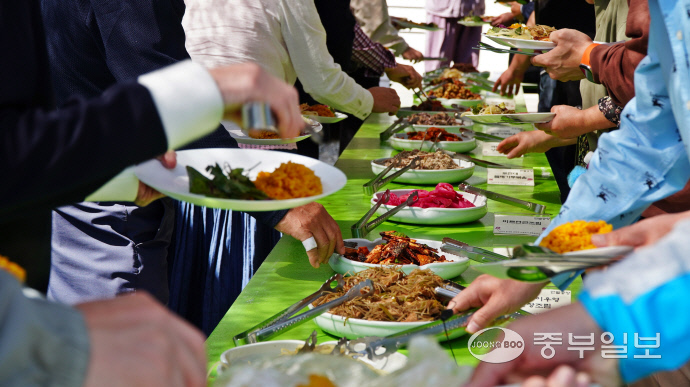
[539, 220, 613, 254]
[254, 162, 323, 199]
[301, 103, 336, 117]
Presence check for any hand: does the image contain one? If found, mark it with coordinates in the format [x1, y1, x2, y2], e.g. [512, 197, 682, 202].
[510, 2, 523, 18]
[466, 303, 621, 387]
[592, 211, 690, 249]
[447, 275, 544, 333]
[369, 87, 401, 115]
[274, 202, 345, 268]
[496, 130, 561, 158]
[78, 293, 207, 387]
[491, 12, 516, 26]
[208, 63, 303, 139]
[492, 65, 526, 96]
[402, 47, 425, 62]
[134, 151, 176, 207]
[385, 63, 422, 89]
[531, 29, 593, 82]
[535, 105, 616, 139]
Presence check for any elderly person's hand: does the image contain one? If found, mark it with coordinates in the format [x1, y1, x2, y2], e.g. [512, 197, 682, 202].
[496, 130, 567, 158]
[134, 151, 176, 207]
[386, 63, 423, 89]
[531, 29, 594, 82]
[402, 46, 424, 63]
[369, 87, 401, 115]
[465, 303, 621, 387]
[274, 202, 345, 268]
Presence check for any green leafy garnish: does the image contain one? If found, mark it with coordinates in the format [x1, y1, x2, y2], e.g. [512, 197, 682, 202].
[187, 163, 271, 200]
[471, 105, 483, 115]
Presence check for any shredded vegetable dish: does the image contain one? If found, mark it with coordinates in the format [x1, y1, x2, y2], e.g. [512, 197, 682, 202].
[462, 102, 516, 116]
[377, 150, 460, 170]
[383, 183, 476, 209]
[313, 267, 447, 322]
[406, 127, 462, 142]
[343, 231, 449, 266]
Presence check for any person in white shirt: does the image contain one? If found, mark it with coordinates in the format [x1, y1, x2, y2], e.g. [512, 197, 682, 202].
[182, 0, 403, 119]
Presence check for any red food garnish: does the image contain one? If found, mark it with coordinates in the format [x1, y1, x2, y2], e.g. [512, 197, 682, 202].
[383, 183, 475, 209]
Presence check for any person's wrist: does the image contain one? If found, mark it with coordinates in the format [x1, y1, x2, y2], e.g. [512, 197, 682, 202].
[579, 43, 599, 82]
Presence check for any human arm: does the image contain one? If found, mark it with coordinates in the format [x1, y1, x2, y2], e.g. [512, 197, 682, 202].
[496, 130, 576, 158]
[534, 105, 617, 139]
[385, 63, 423, 89]
[591, 210, 690, 249]
[279, 1, 374, 119]
[531, 29, 593, 82]
[492, 53, 532, 95]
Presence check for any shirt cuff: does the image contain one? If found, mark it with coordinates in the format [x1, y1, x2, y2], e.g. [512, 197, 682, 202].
[138, 60, 224, 150]
[84, 167, 138, 202]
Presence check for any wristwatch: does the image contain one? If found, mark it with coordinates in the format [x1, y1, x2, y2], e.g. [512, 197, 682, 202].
[579, 43, 600, 83]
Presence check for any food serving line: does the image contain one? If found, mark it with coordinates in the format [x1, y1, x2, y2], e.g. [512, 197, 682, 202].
[204, 89, 582, 376]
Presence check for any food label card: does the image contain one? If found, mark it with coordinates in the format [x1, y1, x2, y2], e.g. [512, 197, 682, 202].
[484, 126, 523, 138]
[522, 289, 572, 314]
[481, 142, 505, 157]
[493, 214, 551, 236]
[487, 168, 534, 186]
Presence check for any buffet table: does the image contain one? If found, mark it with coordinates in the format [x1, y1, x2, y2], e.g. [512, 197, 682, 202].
[205, 90, 581, 374]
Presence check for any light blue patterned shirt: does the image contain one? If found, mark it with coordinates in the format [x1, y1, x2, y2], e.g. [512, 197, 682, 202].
[538, 0, 690, 380]
[536, 0, 690, 288]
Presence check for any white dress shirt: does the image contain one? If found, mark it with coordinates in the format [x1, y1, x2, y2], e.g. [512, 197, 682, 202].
[182, 0, 374, 120]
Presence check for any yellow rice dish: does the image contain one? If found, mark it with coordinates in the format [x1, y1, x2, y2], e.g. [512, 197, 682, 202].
[539, 220, 613, 254]
[254, 162, 323, 200]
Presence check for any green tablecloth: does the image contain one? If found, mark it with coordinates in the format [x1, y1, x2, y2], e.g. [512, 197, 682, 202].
[205, 91, 580, 375]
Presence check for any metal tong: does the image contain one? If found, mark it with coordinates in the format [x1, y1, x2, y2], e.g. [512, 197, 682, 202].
[456, 127, 504, 142]
[379, 117, 413, 142]
[449, 152, 525, 169]
[441, 237, 510, 264]
[473, 41, 540, 57]
[233, 275, 374, 345]
[242, 102, 323, 144]
[363, 157, 420, 195]
[458, 183, 546, 214]
[348, 308, 520, 360]
[351, 190, 419, 238]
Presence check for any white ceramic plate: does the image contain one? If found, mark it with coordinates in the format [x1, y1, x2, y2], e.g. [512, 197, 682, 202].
[371, 189, 488, 225]
[219, 340, 407, 374]
[134, 149, 347, 211]
[463, 112, 556, 124]
[314, 313, 467, 341]
[371, 158, 475, 184]
[329, 238, 470, 280]
[472, 246, 635, 282]
[225, 121, 323, 145]
[302, 112, 348, 124]
[483, 34, 556, 50]
[389, 133, 477, 154]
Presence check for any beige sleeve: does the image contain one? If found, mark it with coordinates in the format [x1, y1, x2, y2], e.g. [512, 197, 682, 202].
[350, 0, 409, 56]
[280, 0, 373, 119]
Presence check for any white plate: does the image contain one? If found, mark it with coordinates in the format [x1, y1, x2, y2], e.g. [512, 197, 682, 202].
[389, 133, 477, 154]
[314, 313, 466, 341]
[563, 245, 634, 258]
[134, 149, 347, 211]
[219, 340, 407, 374]
[226, 121, 323, 145]
[371, 189, 488, 225]
[371, 158, 475, 184]
[302, 112, 348, 124]
[329, 238, 470, 280]
[483, 34, 556, 50]
[463, 112, 555, 124]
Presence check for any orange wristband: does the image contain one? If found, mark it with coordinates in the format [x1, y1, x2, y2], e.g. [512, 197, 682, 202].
[580, 43, 600, 66]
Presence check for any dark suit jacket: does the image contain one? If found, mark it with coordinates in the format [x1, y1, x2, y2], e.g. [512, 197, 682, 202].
[0, 0, 169, 288]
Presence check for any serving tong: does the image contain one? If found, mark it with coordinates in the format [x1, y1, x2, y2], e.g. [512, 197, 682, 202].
[241, 102, 324, 144]
[449, 152, 524, 169]
[233, 274, 375, 345]
[458, 183, 546, 214]
[363, 157, 420, 195]
[441, 237, 510, 264]
[351, 190, 419, 238]
[379, 117, 413, 142]
[473, 41, 540, 57]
